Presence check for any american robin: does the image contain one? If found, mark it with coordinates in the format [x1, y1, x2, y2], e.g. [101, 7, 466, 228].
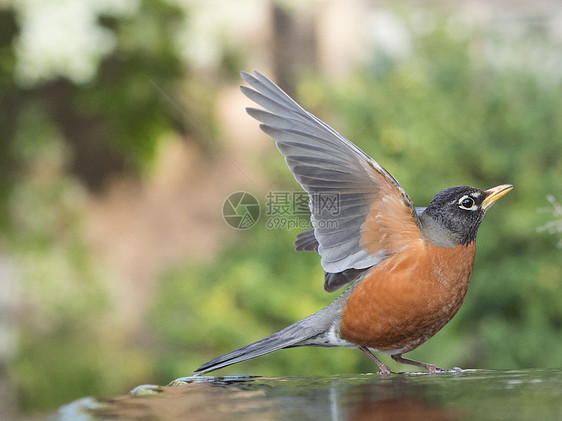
[195, 71, 512, 375]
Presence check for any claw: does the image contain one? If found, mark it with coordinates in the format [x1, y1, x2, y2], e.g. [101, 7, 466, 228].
[426, 364, 445, 373]
[377, 367, 393, 376]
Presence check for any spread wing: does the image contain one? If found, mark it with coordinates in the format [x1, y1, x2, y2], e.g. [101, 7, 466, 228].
[241, 70, 422, 286]
[295, 207, 427, 292]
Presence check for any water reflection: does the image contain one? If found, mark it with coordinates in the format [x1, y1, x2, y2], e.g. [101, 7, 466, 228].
[51, 369, 562, 420]
[330, 377, 460, 420]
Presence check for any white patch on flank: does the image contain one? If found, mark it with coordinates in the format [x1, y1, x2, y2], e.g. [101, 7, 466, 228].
[327, 321, 356, 347]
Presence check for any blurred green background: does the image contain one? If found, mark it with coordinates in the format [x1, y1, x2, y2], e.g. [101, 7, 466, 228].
[1, 0, 561, 418]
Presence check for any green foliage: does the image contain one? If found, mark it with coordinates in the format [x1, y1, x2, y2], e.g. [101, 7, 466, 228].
[1, 0, 203, 192]
[5, 124, 151, 410]
[0, 0, 198, 413]
[81, 0, 188, 169]
[14, 320, 152, 411]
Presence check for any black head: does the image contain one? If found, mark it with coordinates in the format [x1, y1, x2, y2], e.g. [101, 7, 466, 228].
[420, 184, 513, 247]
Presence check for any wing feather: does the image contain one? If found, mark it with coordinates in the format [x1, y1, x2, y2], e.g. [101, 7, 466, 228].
[241, 70, 421, 283]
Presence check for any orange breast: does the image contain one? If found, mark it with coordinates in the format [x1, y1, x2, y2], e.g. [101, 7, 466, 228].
[339, 240, 476, 353]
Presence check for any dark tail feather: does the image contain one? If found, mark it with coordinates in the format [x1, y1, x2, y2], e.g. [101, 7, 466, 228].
[194, 285, 354, 375]
[193, 303, 341, 375]
[194, 324, 314, 375]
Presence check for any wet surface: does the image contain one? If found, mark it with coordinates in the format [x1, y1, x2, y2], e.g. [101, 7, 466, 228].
[51, 369, 562, 420]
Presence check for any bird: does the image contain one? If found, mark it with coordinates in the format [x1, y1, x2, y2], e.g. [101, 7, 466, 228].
[195, 70, 512, 375]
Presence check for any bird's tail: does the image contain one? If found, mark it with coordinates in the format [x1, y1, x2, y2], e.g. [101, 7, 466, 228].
[194, 290, 352, 375]
[194, 324, 310, 375]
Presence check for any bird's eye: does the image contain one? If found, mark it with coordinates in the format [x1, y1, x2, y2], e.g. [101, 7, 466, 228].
[459, 196, 476, 210]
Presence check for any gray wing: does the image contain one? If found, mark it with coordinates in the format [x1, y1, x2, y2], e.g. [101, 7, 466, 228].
[297, 206, 427, 291]
[241, 70, 419, 275]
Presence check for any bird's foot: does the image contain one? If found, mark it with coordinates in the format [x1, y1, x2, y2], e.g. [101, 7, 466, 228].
[376, 367, 393, 376]
[427, 366, 464, 374]
[359, 346, 394, 376]
[391, 354, 460, 374]
[424, 363, 446, 373]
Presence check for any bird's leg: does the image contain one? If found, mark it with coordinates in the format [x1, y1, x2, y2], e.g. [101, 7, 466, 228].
[358, 346, 392, 375]
[391, 354, 445, 373]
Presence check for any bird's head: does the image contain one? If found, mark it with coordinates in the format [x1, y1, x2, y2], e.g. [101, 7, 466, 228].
[420, 184, 513, 247]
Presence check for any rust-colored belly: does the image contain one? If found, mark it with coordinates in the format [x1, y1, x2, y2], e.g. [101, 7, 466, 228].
[340, 240, 476, 353]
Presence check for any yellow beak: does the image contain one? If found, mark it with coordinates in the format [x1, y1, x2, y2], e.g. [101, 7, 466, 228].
[482, 184, 513, 210]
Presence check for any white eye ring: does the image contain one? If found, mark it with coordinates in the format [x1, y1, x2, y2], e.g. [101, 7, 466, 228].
[458, 195, 478, 211]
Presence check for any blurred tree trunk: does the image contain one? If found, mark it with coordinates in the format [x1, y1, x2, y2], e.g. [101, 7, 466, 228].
[271, 3, 317, 96]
